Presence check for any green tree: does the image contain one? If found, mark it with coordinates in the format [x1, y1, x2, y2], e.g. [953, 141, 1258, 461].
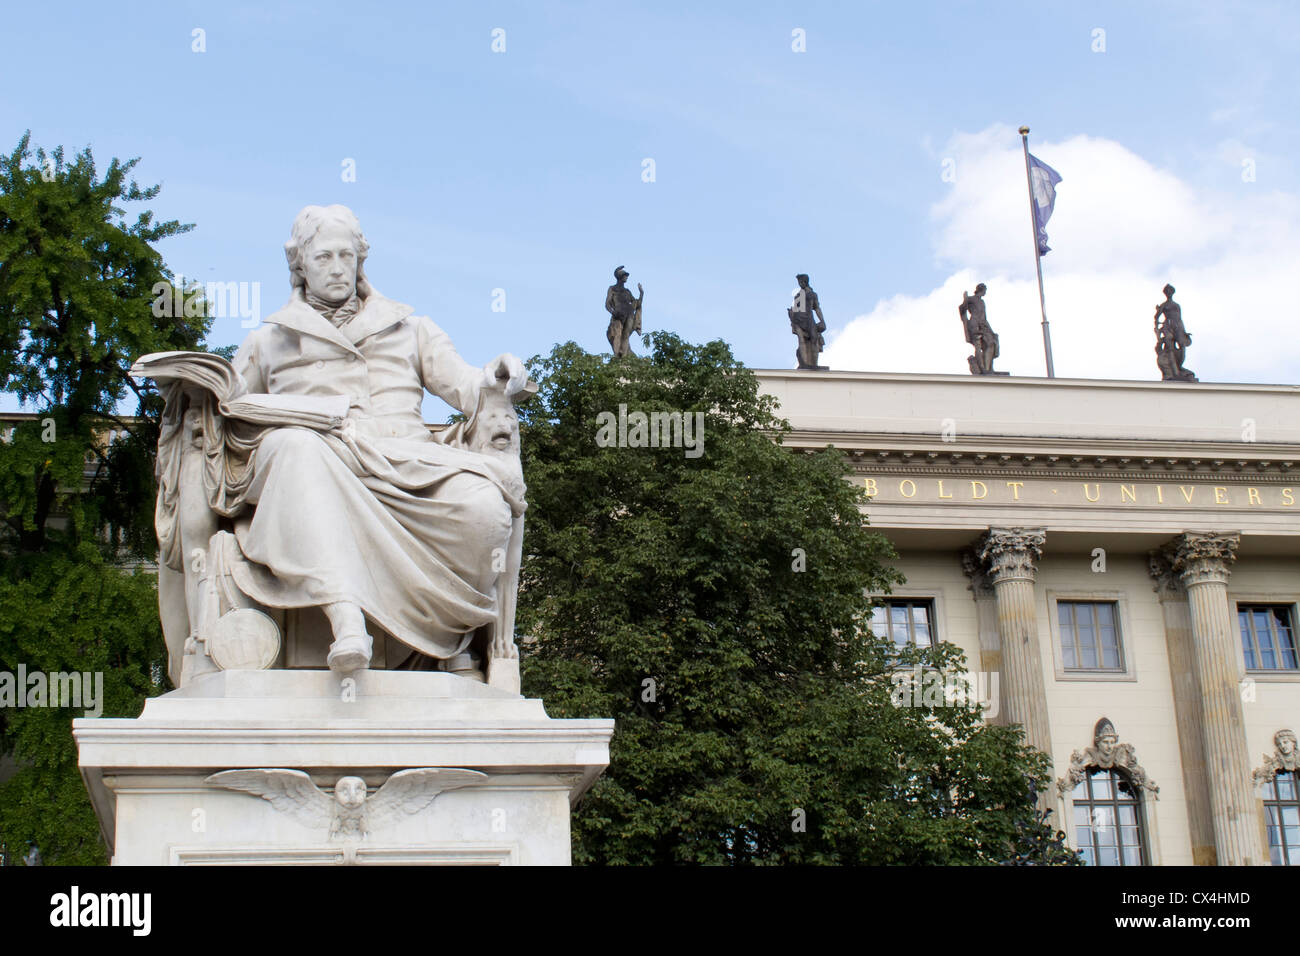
[0, 132, 215, 864]
[517, 334, 1077, 864]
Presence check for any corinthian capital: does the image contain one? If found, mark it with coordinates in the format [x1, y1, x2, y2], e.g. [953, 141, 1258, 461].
[960, 548, 995, 596]
[1168, 531, 1240, 588]
[1146, 547, 1184, 599]
[976, 527, 1046, 585]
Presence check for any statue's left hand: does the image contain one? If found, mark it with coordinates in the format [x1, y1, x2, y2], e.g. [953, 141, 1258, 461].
[484, 353, 528, 397]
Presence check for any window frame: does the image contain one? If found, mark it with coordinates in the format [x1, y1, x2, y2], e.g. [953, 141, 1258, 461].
[1070, 766, 1151, 867]
[868, 596, 939, 654]
[1261, 770, 1300, 866]
[1233, 600, 1300, 675]
[1046, 591, 1136, 682]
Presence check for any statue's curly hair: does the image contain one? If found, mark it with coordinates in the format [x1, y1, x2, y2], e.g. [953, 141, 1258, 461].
[284, 204, 373, 298]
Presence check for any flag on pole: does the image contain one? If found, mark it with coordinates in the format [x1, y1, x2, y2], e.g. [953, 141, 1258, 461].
[1027, 154, 1062, 255]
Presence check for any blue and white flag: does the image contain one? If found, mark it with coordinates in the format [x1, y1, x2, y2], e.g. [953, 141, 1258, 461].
[1028, 154, 1062, 255]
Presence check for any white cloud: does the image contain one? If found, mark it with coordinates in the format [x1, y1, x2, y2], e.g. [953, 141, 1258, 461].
[825, 124, 1300, 384]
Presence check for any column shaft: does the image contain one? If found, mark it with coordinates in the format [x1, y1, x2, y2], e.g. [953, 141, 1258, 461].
[961, 550, 1003, 725]
[977, 529, 1051, 768]
[1172, 532, 1269, 866]
[1149, 550, 1215, 866]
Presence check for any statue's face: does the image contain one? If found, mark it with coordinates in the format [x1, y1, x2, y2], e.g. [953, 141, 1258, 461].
[334, 776, 367, 810]
[1098, 733, 1118, 758]
[1279, 732, 1296, 756]
[301, 222, 359, 304]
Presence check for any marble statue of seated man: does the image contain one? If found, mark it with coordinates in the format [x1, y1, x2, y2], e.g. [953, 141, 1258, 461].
[147, 205, 531, 681]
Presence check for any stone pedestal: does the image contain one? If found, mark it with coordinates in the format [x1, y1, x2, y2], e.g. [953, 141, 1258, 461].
[74, 670, 614, 866]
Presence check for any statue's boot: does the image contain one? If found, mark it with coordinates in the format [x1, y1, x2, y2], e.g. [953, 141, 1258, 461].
[323, 601, 373, 673]
[444, 650, 486, 683]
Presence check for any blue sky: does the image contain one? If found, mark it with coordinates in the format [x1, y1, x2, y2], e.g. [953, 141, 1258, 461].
[4, 0, 1298, 413]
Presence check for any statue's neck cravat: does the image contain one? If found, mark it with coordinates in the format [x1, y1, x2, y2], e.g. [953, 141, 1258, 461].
[306, 291, 363, 327]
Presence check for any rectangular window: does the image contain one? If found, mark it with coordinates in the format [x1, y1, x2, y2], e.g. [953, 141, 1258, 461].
[1058, 601, 1123, 671]
[1238, 604, 1299, 671]
[869, 599, 935, 651]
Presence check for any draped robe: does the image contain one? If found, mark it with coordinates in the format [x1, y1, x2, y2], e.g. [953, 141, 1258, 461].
[205, 291, 525, 660]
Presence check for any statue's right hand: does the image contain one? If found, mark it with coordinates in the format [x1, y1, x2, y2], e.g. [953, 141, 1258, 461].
[484, 354, 528, 398]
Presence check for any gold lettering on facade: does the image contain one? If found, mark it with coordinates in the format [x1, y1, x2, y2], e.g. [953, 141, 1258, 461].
[857, 475, 1295, 508]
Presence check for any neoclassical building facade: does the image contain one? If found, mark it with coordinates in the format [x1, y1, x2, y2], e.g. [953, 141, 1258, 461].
[757, 369, 1300, 867]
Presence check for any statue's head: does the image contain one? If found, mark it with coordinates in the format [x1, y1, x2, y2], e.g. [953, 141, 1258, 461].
[974, 282, 987, 295]
[796, 273, 810, 288]
[285, 205, 372, 304]
[614, 265, 629, 282]
[1163, 283, 1175, 297]
[1277, 729, 1297, 756]
[1094, 717, 1118, 758]
[333, 776, 367, 810]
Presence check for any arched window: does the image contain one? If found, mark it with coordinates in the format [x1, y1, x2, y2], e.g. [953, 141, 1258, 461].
[1261, 771, 1300, 866]
[1253, 729, 1300, 865]
[1059, 719, 1158, 866]
[1070, 767, 1149, 866]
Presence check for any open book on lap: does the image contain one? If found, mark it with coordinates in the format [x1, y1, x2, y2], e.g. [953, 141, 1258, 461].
[131, 350, 347, 430]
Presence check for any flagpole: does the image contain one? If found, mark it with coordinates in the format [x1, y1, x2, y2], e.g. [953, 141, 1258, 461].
[1020, 126, 1055, 378]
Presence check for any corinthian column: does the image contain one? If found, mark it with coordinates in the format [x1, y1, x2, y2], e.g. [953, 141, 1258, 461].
[976, 529, 1051, 762]
[1169, 531, 1268, 866]
[1148, 549, 1215, 865]
[961, 549, 1003, 725]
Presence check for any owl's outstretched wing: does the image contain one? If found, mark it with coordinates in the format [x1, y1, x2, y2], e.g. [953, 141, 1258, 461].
[366, 768, 486, 830]
[205, 768, 334, 829]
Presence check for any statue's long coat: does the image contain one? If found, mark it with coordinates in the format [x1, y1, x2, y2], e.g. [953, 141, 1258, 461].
[162, 291, 524, 665]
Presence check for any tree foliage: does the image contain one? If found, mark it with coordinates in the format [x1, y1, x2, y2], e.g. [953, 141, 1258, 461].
[517, 334, 1077, 864]
[0, 132, 214, 864]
